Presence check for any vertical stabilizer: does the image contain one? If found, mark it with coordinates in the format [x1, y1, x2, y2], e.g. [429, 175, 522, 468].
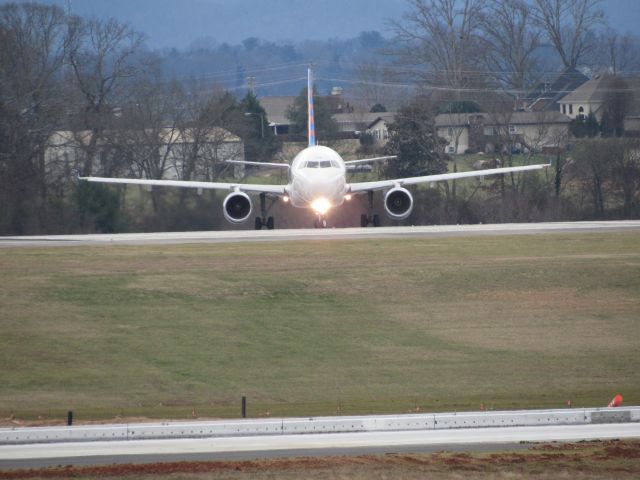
[307, 67, 316, 147]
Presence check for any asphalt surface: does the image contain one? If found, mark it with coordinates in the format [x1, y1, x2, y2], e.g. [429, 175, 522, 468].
[1, 423, 639, 469]
[1, 221, 640, 248]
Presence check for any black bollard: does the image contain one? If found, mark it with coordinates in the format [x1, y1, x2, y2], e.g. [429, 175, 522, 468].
[241, 396, 247, 418]
[67, 410, 73, 426]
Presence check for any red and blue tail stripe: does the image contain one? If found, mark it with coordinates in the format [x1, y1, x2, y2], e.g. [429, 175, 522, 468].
[307, 67, 316, 147]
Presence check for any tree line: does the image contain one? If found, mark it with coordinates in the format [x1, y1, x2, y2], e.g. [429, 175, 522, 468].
[0, 2, 280, 234]
[0, 1, 639, 234]
[389, 0, 639, 92]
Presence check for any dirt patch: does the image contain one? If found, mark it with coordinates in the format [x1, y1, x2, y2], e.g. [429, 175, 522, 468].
[1, 440, 639, 479]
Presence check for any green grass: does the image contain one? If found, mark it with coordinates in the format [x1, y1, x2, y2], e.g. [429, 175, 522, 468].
[1, 233, 639, 421]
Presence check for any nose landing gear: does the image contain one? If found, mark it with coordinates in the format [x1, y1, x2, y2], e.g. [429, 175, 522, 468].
[314, 214, 328, 229]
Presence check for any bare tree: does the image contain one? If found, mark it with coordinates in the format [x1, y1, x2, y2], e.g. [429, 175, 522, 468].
[479, 0, 542, 90]
[0, 3, 70, 233]
[532, 0, 604, 69]
[572, 139, 610, 217]
[119, 80, 181, 175]
[389, 0, 487, 90]
[67, 16, 146, 176]
[600, 76, 633, 137]
[591, 29, 640, 75]
[612, 138, 640, 217]
[354, 61, 406, 110]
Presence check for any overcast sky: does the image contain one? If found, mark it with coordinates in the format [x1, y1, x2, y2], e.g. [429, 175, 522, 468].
[6, 0, 640, 50]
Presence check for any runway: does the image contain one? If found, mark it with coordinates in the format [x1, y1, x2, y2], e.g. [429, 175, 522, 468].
[1, 423, 639, 469]
[1, 220, 640, 247]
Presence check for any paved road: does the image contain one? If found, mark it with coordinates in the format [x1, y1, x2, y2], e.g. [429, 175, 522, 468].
[2, 221, 640, 248]
[1, 423, 639, 469]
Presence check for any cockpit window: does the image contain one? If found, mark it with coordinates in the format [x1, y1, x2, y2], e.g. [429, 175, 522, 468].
[304, 160, 338, 169]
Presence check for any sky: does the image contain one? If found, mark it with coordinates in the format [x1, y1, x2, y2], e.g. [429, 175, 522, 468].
[5, 0, 640, 50]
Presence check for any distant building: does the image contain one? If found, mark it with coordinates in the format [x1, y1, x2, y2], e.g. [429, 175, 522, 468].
[365, 113, 396, 145]
[558, 75, 640, 131]
[259, 96, 296, 135]
[557, 75, 615, 121]
[45, 127, 245, 180]
[435, 113, 486, 154]
[333, 112, 395, 138]
[520, 67, 589, 112]
[435, 111, 570, 154]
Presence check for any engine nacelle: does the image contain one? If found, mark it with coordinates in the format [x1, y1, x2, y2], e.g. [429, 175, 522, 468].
[384, 187, 413, 220]
[223, 192, 252, 224]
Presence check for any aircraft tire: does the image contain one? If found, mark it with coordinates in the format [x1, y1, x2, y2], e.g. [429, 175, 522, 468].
[254, 217, 263, 230]
[373, 214, 380, 227]
[267, 216, 275, 230]
[360, 214, 368, 227]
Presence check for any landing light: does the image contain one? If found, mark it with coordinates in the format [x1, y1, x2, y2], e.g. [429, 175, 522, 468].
[345, 194, 352, 201]
[311, 198, 331, 215]
[283, 195, 290, 203]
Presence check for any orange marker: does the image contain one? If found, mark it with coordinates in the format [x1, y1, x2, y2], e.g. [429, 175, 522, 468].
[608, 394, 623, 407]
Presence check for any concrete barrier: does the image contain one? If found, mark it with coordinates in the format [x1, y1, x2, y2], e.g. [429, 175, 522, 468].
[1, 406, 638, 445]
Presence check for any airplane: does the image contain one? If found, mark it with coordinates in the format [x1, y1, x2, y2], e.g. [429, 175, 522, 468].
[80, 68, 550, 229]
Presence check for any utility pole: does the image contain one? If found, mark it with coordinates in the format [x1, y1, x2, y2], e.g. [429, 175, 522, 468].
[247, 76, 256, 95]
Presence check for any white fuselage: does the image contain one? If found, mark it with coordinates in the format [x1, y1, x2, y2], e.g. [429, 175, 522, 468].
[287, 145, 348, 213]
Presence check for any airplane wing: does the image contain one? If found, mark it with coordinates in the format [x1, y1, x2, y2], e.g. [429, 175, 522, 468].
[78, 176, 287, 195]
[348, 163, 550, 193]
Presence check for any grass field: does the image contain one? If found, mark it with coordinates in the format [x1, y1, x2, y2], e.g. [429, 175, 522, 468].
[1, 232, 639, 422]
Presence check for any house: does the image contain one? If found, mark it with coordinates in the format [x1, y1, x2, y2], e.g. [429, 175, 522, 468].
[259, 96, 296, 135]
[558, 75, 640, 135]
[435, 113, 487, 154]
[557, 75, 616, 121]
[625, 115, 640, 134]
[435, 111, 570, 154]
[45, 127, 245, 180]
[483, 111, 571, 153]
[329, 112, 396, 139]
[520, 67, 589, 112]
[622, 77, 640, 135]
[365, 113, 396, 144]
[260, 89, 356, 137]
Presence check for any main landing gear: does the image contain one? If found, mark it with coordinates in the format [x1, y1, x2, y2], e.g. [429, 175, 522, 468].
[360, 214, 380, 227]
[254, 193, 275, 230]
[360, 190, 380, 227]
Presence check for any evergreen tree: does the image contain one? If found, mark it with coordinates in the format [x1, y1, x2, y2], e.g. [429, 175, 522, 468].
[383, 104, 447, 178]
[437, 101, 482, 114]
[570, 113, 599, 138]
[286, 86, 339, 142]
[240, 91, 281, 162]
[600, 77, 632, 138]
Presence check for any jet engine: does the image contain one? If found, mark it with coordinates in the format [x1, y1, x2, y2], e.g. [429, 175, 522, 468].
[384, 187, 413, 220]
[223, 192, 252, 224]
